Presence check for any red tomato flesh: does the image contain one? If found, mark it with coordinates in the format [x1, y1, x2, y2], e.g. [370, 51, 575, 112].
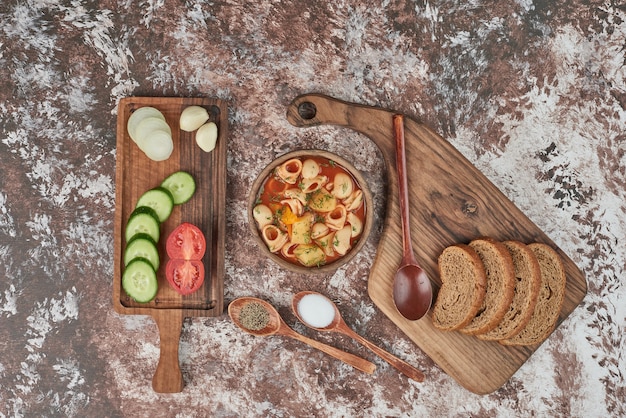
[166, 222, 206, 260]
[166, 259, 205, 295]
[165, 223, 206, 295]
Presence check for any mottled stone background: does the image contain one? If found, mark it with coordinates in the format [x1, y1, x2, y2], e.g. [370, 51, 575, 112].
[0, 1, 624, 417]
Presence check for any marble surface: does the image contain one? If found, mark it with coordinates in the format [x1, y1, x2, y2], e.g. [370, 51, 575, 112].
[1, 1, 624, 417]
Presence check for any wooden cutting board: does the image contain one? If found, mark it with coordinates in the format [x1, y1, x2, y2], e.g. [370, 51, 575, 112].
[113, 97, 227, 393]
[286, 94, 587, 394]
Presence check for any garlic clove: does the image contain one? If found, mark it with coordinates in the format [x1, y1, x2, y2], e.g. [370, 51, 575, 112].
[196, 122, 218, 152]
[180, 106, 210, 132]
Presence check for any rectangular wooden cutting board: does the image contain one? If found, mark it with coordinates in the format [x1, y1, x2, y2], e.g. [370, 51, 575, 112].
[287, 94, 587, 394]
[113, 97, 227, 392]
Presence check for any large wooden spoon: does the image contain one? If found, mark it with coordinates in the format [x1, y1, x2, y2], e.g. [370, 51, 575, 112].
[228, 297, 376, 374]
[392, 114, 433, 320]
[291, 291, 425, 382]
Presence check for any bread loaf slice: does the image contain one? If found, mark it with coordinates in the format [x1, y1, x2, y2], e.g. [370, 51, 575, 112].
[500, 243, 566, 346]
[476, 241, 541, 341]
[460, 238, 516, 335]
[432, 244, 487, 331]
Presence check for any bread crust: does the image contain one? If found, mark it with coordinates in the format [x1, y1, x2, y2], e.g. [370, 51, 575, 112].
[476, 241, 541, 341]
[460, 238, 516, 335]
[432, 244, 487, 331]
[500, 243, 566, 346]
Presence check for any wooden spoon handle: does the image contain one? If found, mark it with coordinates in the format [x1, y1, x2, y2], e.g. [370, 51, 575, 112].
[346, 327, 424, 382]
[280, 327, 376, 374]
[393, 114, 415, 260]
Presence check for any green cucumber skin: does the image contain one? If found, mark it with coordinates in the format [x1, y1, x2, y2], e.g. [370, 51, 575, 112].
[124, 234, 160, 271]
[135, 187, 174, 222]
[161, 171, 196, 205]
[125, 211, 160, 243]
[122, 258, 158, 303]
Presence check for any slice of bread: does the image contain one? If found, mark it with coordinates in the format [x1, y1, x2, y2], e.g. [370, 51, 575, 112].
[460, 238, 516, 335]
[432, 244, 487, 331]
[500, 243, 567, 346]
[476, 241, 541, 341]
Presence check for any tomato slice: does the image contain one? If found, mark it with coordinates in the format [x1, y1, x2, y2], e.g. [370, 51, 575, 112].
[165, 223, 206, 296]
[166, 223, 206, 260]
[165, 259, 205, 295]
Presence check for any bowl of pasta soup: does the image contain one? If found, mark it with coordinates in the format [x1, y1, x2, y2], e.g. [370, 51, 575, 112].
[248, 150, 373, 273]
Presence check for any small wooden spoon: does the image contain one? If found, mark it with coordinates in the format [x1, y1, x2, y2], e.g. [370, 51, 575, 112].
[228, 297, 376, 374]
[291, 291, 425, 382]
[392, 114, 433, 321]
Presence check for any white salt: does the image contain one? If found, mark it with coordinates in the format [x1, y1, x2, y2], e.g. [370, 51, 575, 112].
[297, 293, 336, 328]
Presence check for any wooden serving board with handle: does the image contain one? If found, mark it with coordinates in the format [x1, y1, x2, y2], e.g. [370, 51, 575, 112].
[113, 97, 227, 393]
[286, 94, 587, 394]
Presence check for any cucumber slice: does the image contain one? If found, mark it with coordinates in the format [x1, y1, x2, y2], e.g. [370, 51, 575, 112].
[124, 233, 160, 271]
[125, 207, 161, 243]
[122, 258, 158, 303]
[136, 187, 174, 222]
[160, 171, 196, 205]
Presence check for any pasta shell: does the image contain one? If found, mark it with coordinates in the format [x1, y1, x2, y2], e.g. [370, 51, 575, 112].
[276, 158, 302, 184]
[299, 175, 328, 193]
[331, 173, 353, 199]
[253, 204, 274, 228]
[342, 190, 363, 212]
[284, 188, 308, 205]
[262, 225, 289, 253]
[281, 241, 298, 259]
[346, 212, 362, 237]
[301, 159, 321, 179]
[332, 225, 352, 256]
[280, 198, 304, 217]
[310, 222, 330, 240]
[315, 231, 336, 257]
[325, 205, 347, 231]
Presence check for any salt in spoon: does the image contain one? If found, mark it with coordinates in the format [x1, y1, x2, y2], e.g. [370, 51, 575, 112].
[392, 114, 433, 320]
[291, 291, 425, 382]
[228, 296, 376, 374]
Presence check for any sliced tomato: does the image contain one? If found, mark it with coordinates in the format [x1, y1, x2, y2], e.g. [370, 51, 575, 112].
[166, 222, 206, 260]
[165, 223, 206, 296]
[165, 259, 205, 295]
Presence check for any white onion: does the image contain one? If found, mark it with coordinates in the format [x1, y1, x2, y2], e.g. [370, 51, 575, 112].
[127, 107, 165, 143]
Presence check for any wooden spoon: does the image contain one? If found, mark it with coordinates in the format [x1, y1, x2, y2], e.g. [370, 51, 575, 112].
[291, 291, 425, 382]
[392, 114, 433, 321]
[228, 297, 376, 374]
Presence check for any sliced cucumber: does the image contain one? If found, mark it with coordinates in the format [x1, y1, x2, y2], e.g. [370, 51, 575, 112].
[122, 258, 158, 303]
[160, 171, 196, 205]
[124, 233, 160, 271]
[125, 206, 161, 243]
[135, 187, 174, 222]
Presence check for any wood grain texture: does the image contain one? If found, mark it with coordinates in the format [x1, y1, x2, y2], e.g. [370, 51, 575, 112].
[286, 94, 587, 394]
[113, 97, 228, 392]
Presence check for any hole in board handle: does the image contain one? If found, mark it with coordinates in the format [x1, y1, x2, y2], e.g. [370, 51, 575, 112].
[298, 102, 317, 120]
